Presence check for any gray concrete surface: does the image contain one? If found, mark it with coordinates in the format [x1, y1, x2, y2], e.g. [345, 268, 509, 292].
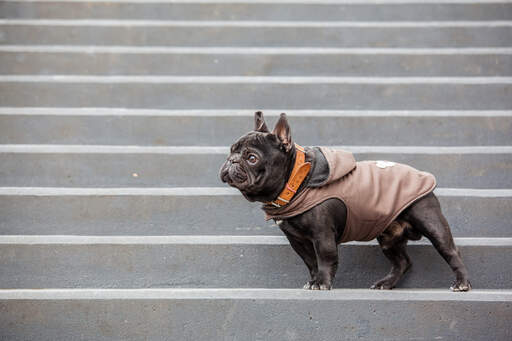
[1, 80, 511, 109]
[2, 50, 512, 76]
[1, 288, 510, 341]
[0, 149, 510, 188]
[1, 111, 511, 146]
[1, 23, 512, 47]
[0, 237, 510, 289]
[2, 1, 512, 21]
[1, 188, 510, 237]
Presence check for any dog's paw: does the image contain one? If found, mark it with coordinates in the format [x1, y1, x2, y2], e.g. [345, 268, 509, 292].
[450, 279, 472, 292]
[303, 281, 315, 290]
[313, 283, 332, 290]
[370, 284, 394, 290]
[303, 280, 332, 290]
[370, 278, 395, 290]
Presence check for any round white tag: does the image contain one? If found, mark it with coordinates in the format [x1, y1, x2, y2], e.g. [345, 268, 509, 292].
[375, 161, 396, 169]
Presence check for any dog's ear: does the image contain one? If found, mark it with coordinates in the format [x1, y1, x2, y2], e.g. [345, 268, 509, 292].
[254, 111, 269, 133]
[272, 113, 293, 152]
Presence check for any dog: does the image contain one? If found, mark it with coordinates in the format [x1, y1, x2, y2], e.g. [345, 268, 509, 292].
[220, 111, 471, 291]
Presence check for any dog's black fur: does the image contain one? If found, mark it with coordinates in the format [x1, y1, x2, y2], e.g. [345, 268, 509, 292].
[220, 112, 471, 291]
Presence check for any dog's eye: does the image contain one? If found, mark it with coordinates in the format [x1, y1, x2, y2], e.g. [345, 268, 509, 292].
[247, 154, 258, 164]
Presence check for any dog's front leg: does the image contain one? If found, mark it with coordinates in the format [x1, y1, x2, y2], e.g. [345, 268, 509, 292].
[280, 199, 346, 290]
[311, 236, 338, 290]
[280, 222, 319, 288]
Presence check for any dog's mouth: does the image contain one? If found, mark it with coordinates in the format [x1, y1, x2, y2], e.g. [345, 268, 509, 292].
[221, 163, 249, 189]
[230, 167, 248, 184]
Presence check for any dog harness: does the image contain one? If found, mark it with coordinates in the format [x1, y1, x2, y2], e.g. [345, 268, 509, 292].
[263, 147, 437, 243]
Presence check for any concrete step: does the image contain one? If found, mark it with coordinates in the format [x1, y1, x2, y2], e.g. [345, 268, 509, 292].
[1, 288, 511, 341]
[1, 76, 511, 109]
[2, 21, 511, 47]
[1, 108, 510, 146]
[0, 236, 510, 289]
[0, 145, 510, 188]
[2, 48, 512, 76]
[3, 0, 512, 21]
[1, 187, 510, 237]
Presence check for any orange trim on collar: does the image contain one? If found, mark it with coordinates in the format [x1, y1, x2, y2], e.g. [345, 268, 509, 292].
[267, 144, 311, 208]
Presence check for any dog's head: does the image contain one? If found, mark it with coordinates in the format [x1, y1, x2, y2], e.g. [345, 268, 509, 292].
[219, 111, 295, 203]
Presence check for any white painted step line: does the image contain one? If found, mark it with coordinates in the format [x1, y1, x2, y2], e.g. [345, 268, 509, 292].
[0, 235, 510, 246]
[0, 187, 510, 197]
[5, 0, 512, 4]
[5, 0, 512, 5]
[436, 188, 512, 197]
[2, 75, 512, 84]
[0, 186, 241, 196]
[0, 145, 510, 154]
[1, 108, 511, 117]
[0, 144, 230, 154]
[2, 19, 512, 27]
[0, 235, 290, 245]
[0, 288, 510, 302]
[2, 46, 512, 55]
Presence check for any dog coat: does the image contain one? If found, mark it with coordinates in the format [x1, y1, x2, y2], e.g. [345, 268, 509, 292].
[263, 147, 436, 243]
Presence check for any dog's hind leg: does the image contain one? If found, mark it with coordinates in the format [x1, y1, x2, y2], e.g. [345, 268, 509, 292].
[371, 221, 412, 290]
[401, 192, 471, 291]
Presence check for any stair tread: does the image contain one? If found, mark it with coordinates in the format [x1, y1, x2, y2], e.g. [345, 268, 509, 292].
[1, 186, 511, 196]
[1, 235, 511, 245]
[1, 288, 511, 301]
[3, 46, 512, 53]
[1, 144, 511, 153]
[1, 107, 511, 116]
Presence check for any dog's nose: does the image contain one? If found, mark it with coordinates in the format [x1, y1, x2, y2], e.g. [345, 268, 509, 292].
[220, 170, 228, 183]
[219, 161, 231, 183]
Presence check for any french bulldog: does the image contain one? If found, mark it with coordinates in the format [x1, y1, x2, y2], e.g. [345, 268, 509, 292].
[219, 111, 471, 291]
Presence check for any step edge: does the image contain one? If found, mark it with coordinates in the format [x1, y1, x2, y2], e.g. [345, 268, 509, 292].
[0, 288, 510, 302]
[4, 0, 512, 4]
[3, 46, 512, 55]
[1, 108, 511, 117]
[1, 187, 510, 197]
[4, 0, 512, 5]
[3, 19, 512, 27]
[1, 144, 511, 154]
[0, 235, 510, 246]
[2, 75, 512, 84]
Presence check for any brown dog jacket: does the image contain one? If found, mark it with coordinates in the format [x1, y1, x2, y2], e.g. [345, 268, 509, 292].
[263, 147, 436, 243]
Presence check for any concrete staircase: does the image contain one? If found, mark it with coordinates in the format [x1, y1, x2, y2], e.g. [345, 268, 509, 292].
[0, 0, 511, 340]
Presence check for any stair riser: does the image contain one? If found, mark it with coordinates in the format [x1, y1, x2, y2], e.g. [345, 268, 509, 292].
[1, 114, 510, 146]
[3, 2, 512, 21]
[2, 52, 511, 76]
[1, 298, 510, 341]
[1, 195, 510, 237]
[0, 153, 509, 188]
[2, 25, 512, 47]
[0, 243, 509, 289]
[2, 82, 511, 109]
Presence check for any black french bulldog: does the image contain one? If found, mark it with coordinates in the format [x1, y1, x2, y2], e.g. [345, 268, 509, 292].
[220, 111, 471, 291]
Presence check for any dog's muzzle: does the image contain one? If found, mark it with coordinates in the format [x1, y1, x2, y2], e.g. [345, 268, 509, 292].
[220, 161, 248, 185]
